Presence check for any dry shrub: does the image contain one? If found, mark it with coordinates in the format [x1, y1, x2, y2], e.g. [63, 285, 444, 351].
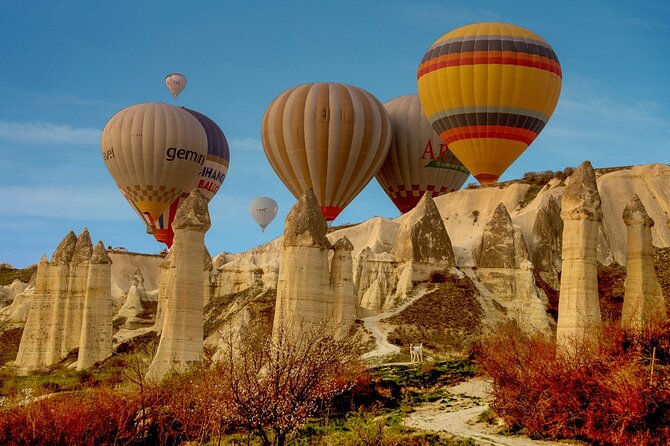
[0, 388, 141, 445]
[477, 321, 670, 445]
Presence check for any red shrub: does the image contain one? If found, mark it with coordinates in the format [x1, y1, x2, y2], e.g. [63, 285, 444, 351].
[477, 321, 670, 445]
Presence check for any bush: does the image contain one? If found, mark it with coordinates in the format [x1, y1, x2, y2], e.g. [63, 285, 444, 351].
[477, 321, 670, 445]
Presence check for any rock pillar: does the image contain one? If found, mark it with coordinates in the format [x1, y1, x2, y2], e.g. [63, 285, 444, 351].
[331, 237, 356, 336]
[62, 229, 93, 355]
[43, 231, 77, 365]
[556, 161, 602, 355]
[146, 190, 210, 381]
[77, 242, 113, 370]
[272, 189, 333, 340]
[15, 255, 50, 374]
[621, 194, 666, 330]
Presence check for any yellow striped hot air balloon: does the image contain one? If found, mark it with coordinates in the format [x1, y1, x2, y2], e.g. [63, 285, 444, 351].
[261, 82, 392, 221]
[101, 102, 207, 232]
[376, 94, 469, 213]
[417, 22, 562, 184]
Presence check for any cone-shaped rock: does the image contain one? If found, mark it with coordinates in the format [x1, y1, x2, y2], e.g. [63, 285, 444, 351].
[77, 242, 112, 370]
[621, 195, 666, 330]
[62, 229, 94, 354]
[273, 189, 334, 340]
[51, 231, 77, 265]
[146, 190, 210, 381]
[477, 203, 529, 268]
[392, 193, 455, 265]
[284, 189, 330, 248]
[557, 161, 602, 355]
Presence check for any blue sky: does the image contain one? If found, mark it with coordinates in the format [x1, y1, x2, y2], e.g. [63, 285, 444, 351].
[1, 1, 668, 267]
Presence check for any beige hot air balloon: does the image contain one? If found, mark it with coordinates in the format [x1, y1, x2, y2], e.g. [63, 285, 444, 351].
[101, 102, 207, 231]
[261, 82, 392, 221]
[376, 95, 469, 213]
[165, 72, 187, 99]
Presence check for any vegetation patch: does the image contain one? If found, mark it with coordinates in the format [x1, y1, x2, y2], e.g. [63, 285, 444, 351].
[0, 265, 36, 286]
[598, 262, 626, 321]
[384, 273, 482, 354]
[478, 320, 670, 445]
[204, 285, 276, 338]
[0, 328, 23, 366]
[655, 247, 670, 307]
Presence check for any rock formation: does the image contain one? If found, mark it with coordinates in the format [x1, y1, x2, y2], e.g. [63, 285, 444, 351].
[14, 255, 51, 373]
[530, 195, 563, 288]
[354, 249, 396, 311]
[116, 269, 148, 327]
[392, 193, 455, 287]
[272, 189, 334, 339]
[16, 230, 113, 373]
[621, 195, 666, 330]
[146, 190, 210, 382]
[556, 161, 603, 355]
[331, 237, 357, 336]
[77, 242, 113, 370]
[474, 203, 552, 335]
[272, 190, 358, 340]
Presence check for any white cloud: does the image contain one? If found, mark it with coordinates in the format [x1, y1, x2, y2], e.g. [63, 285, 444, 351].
[0, 185, 133, 220]
[0, 120, 101, 145]
[229, 137, 263, 151]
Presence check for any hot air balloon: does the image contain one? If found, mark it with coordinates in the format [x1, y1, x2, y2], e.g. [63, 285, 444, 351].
[376, 94, 469, 213]
[153, 107, 230, 247]
[101, 102, 207, 232]
[165, 72, 187, 99]
[261, 82, 392, 221]
[249, 197, 278, 232]
[417, 22, 562, 184]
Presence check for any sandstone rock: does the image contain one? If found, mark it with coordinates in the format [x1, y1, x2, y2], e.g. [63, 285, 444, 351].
[284, 189, 330, 248]
[146, 190, 210, 381]
[476, 203, 529, 268]
[77, 242, 113, 370]
[14, 255, 51, 373]
[354, 249, 396, 309]
[392, 193, 455, 265]
[621, 195, 666, 330]
[331, 237, 357, 336]
[273, 191, 334, 339]
[530, 195, 563, 288]
[557, 161, 603, 355]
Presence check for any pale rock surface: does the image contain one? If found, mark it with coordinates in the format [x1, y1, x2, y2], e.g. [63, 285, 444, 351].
[474, 204, 552, 335]
[331, 237, 357, 336]
[108, 251, 162, 312]
[77, 242, 113, 370]
[151, 251, 174, 334]
[146, 190, 210, 382]
[621, 195, 667, 330]
[556, 161, 603, 355]
[14, 255, 51, 373]
[272, 190, 335, 339]
[354, 249, 396, 310]
[116, 269, 151, 329]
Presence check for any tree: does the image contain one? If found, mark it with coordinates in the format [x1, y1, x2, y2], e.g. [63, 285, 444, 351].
[215, 322, 362, 446]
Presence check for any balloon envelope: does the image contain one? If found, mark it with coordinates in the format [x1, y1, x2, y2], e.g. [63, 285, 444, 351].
[249, 197, 278, 232]
[165, 72, 187, 99]
[417, 22, 562, 184]
[101, 102, 207, 231]
[261, 82, 392, 221]
[376, 95, 469, 213]
[153, 107, 230, 247]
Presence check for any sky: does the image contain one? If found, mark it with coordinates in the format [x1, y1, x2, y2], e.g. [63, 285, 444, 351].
[1, 0, 669, 267]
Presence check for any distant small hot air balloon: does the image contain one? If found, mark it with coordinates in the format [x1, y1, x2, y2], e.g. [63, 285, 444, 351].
[249, 197, 278, 232]
[417, 22, 562, 184]
[261, 82, 392, 221]
[165, 72, 187, 99]
[100, 102, 207, 232]
[376, 94, 469, 213]
[153, 107, 230, 247]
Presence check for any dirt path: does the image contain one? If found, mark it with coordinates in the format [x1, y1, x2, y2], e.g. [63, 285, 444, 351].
[405, 378, 581, 446]
[361, 285, 429, 359]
